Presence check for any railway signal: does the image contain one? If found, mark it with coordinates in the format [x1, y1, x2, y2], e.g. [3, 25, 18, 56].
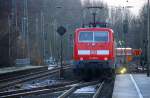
[132, 49, 142, 56]
[57, 26, 66, 36]
[57, 26, 66, 78]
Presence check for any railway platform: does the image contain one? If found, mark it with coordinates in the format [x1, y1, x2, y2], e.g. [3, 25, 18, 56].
[112, 74, 150, 98]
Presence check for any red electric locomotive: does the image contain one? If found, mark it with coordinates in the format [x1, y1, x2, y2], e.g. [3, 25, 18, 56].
[73, 27, 116, 78]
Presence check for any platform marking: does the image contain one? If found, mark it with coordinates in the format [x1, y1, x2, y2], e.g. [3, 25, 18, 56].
[130, 74, 143, 98]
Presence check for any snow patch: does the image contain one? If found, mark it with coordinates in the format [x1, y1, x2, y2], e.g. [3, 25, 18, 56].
[74, 86, 96, 94]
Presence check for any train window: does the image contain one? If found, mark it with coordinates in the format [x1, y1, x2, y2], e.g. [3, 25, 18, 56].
[79, 32, 93, 42]
[94, 32, 108, 42]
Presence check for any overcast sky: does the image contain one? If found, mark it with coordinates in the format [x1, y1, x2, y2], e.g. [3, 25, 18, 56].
[81, 0, 147, 15]
[104, 0, 146, 15]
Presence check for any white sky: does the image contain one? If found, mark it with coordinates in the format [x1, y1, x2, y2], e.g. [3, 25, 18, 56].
[81, 0, 147, 15]
[104, 0, 146, 15]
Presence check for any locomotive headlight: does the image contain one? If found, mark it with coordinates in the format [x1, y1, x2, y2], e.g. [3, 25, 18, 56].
[104, 57, 108, 61]
[80, 57, 83, 61]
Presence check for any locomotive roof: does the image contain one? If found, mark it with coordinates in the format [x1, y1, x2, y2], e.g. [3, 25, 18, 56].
[75, 27, 114, 33]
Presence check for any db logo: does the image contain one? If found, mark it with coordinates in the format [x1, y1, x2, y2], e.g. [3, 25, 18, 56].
[90, 50, 97, 54]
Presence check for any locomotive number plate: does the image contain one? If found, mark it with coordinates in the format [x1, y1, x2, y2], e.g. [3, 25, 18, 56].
[90, 50, 97, 54]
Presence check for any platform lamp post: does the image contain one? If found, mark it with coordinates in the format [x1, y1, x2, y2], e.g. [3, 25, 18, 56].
[123, 5, 133, 67]
[147, 0, 150, 77]
[57, 26, 66, 78]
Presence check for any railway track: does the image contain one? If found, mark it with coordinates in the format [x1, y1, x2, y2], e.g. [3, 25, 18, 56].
[57, 80, 105, 98]
[0, 66, 47, 83]
[0, 78, 114, 98]
[0, 67, 48, 83]
[0, 64, 115, 98]
[0, 65, 71, 91]
[0, 80, 105, 98]
[0, 81, 77, 98]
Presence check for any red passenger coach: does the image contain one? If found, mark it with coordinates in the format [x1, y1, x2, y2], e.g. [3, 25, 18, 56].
[73, 27, 115, 77]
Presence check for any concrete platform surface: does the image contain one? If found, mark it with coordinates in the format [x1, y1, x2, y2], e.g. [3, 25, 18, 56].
[112, 74, 150, 98]
[0, 65, 43, 74]
[132, 74, 150, 98]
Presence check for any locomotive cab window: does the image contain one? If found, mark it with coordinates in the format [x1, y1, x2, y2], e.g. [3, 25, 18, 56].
[79, 32, 93, 42]
[94, 32, 108, 42]
[79, 31, 108, 42]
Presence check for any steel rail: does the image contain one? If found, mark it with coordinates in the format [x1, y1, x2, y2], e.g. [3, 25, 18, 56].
[93, 81, 105, 98]
[58, 81, 100, 98]
[58, 84, 78, 98]
[1, 85, 71, 98]
[1, 80, 106, 98]
[0, 65, 71, 90]
[0, 67, 48, 83]
[0, 81, 77, 98]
